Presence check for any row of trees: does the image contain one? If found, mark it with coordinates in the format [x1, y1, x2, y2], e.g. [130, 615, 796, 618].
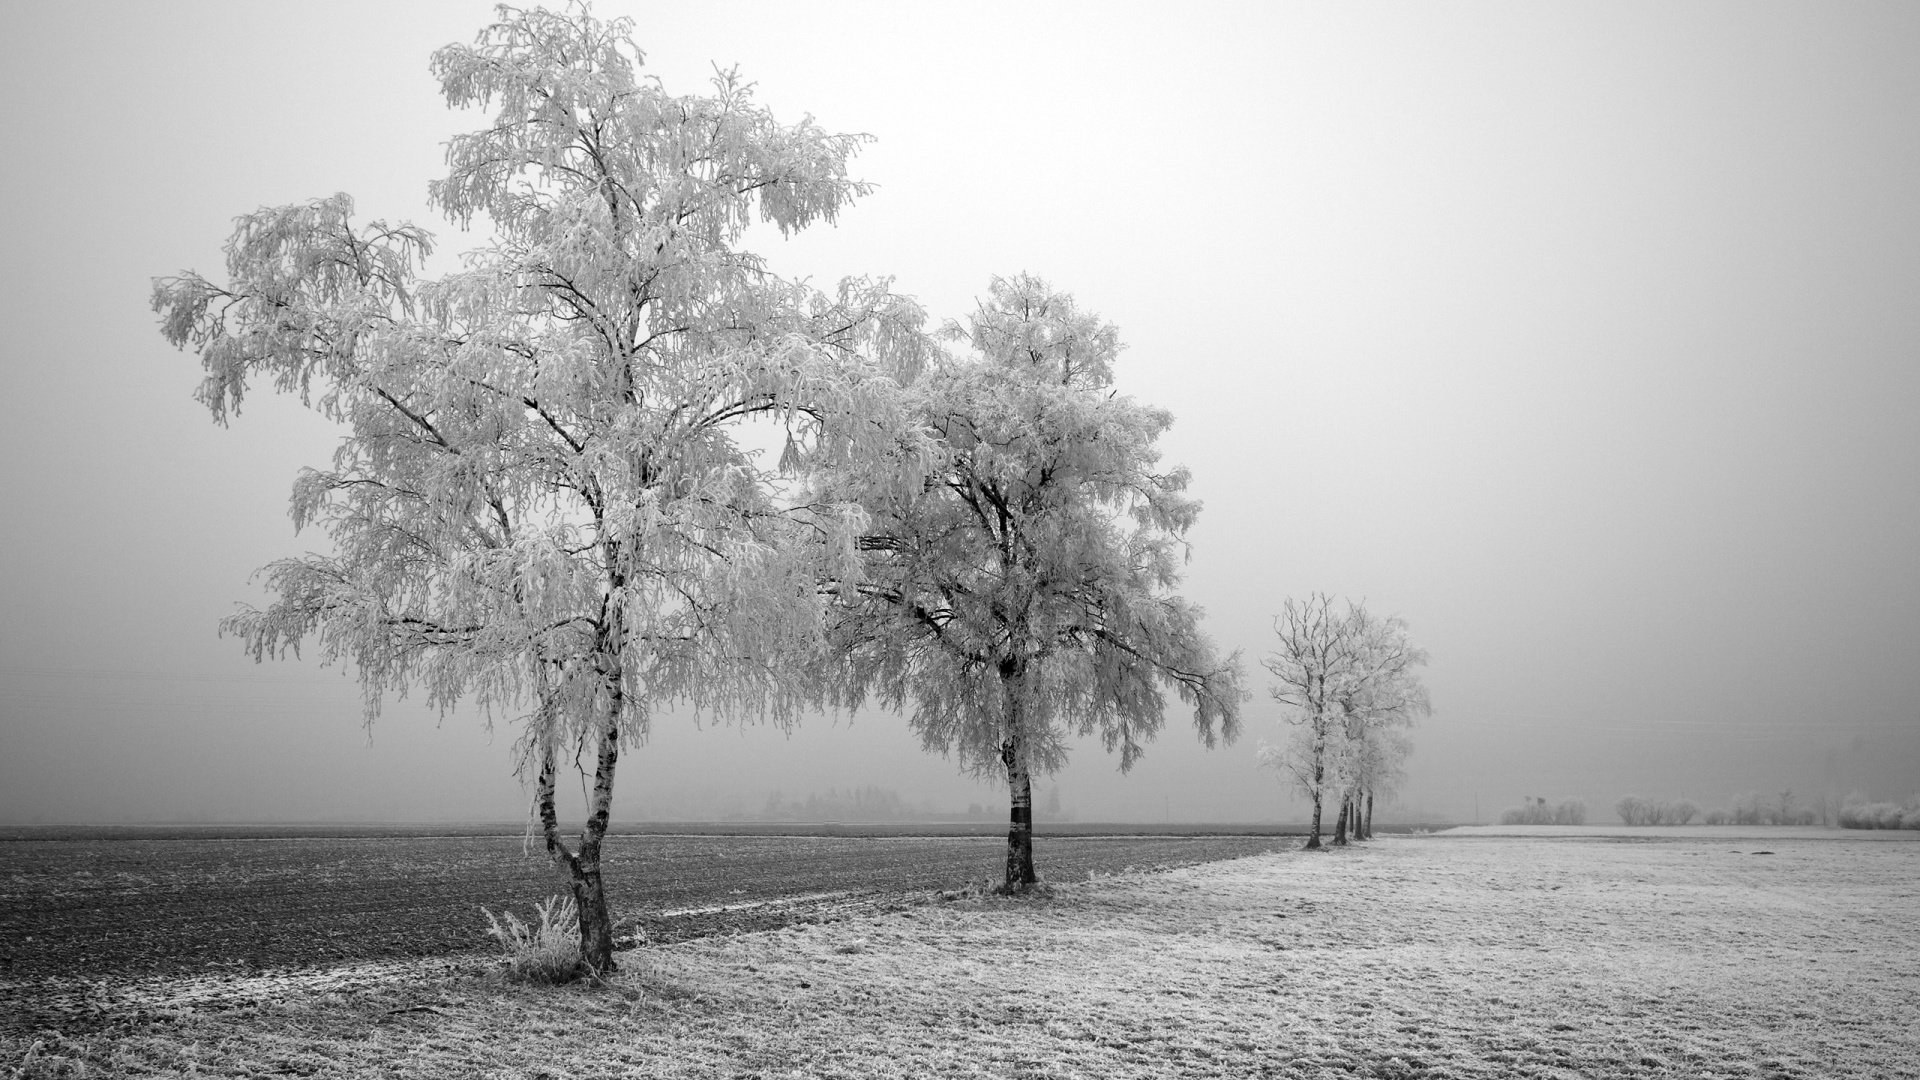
[154, 5, 1242, 974]
[1257, 595, 1430, 848]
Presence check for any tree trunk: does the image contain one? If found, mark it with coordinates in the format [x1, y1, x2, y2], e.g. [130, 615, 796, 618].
[998, 668, 1038, 892]
[1000, 733, 1038, 892]
[1305, 731, 1325, 850]
[1364, 790, 1375, 839]
[535, 705, 621, 977]
[574, 715, 620, 974]
[1332, 791, 1350, 846]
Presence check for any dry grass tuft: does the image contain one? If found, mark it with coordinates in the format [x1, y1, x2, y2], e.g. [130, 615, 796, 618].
[9, 1034, 87, 1079]
[480, 894, 580, 984]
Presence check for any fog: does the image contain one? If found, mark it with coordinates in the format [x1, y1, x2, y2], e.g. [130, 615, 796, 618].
[2, 2, 1915, 827]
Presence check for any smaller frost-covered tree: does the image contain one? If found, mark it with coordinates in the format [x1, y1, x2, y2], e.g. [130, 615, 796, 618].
[1259, 595, 1428, 849]
[152, 6, 924, 974]
[828, 275, 1244, 892]
[1341, 723, 1412, 841]
[1332, 611, 1428, 843]
[1259, 595, 1354, 849]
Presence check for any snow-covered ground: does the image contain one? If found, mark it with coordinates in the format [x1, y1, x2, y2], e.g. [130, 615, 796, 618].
[10, 833, 1915, 1078]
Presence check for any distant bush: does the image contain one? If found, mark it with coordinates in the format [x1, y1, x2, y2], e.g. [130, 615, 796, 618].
[1499, 796, 1587, 826]
[1615, 796, 1699, 826]
[483, 894, 582, 983]
[1838, 798, 1920, 830]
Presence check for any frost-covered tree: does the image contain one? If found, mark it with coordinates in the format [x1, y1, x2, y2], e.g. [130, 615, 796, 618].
[1258, 595, 1428, 849]
[1332, 611, 1428, 843]
[152, 6, 924, 974]
[1259, 595, 1354, 849]
[828, 275, 1243, 892]
[1344, 724, 1412, 840]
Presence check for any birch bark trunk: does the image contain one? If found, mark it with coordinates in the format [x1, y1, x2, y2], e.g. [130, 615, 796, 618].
[1000, 731, 1038, 892]
[998, 670, 1038, 892]
[534, 702, 622, 975]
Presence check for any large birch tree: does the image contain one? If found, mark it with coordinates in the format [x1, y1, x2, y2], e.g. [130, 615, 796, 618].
[828, 275, 1244, 892]
[152, 5, 923, 974]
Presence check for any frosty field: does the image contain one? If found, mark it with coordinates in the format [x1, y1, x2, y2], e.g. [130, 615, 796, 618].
[0, 830, 1285, 1024]
[8, 831, 1916, 1078]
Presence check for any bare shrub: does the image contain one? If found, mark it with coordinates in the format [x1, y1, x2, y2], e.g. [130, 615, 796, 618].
[483, 894, 582, 983]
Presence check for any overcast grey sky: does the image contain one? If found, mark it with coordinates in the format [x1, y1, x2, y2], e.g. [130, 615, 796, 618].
[2, 1, 1915, 825]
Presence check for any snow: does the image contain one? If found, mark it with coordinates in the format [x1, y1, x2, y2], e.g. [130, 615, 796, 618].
[9, 833, 1916, 1078]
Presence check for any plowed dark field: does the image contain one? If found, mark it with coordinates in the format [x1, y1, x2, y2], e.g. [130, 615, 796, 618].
[0, 831, 1287, 990]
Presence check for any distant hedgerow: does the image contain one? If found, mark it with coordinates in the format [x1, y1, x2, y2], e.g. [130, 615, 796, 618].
[1499, 796, 1586, 826]
[483, 894, 582, 983]
[1705, 790, 1826, 826]
[1615, 796, 1699, 826]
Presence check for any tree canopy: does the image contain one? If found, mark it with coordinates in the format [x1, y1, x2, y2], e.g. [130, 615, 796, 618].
[828, 274, 1244, 889]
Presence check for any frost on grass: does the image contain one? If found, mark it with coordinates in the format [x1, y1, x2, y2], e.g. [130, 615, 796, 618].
[8, 837, 1917, 1078]
[481, 894, 581, 984]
